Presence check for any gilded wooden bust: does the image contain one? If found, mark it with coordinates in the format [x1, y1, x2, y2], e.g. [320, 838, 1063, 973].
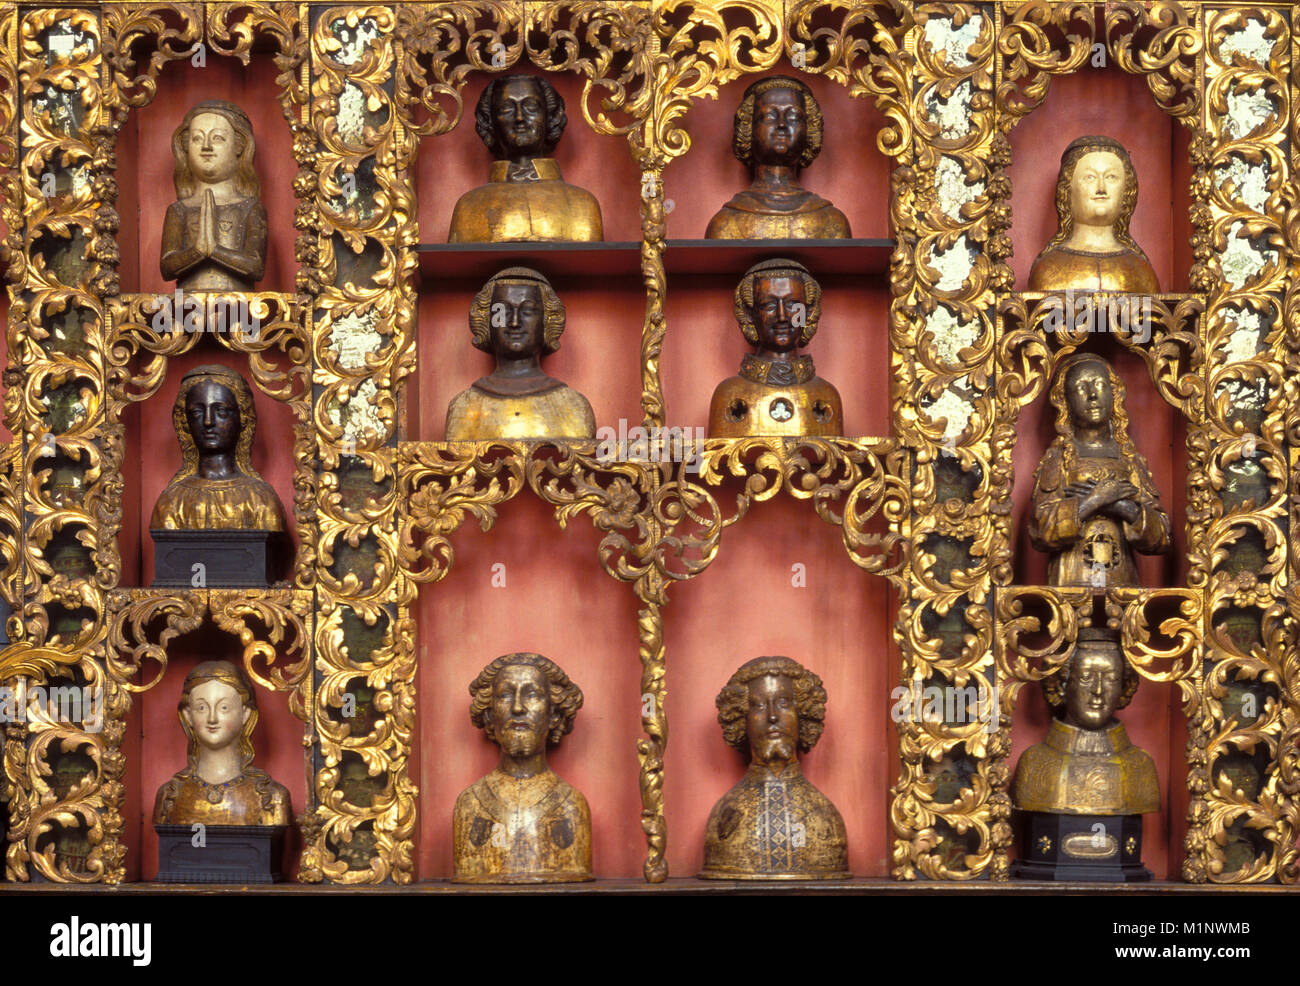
[1012, 630, 1159, 816]
[708, 259, 844, 438]
[701, 656, 850, 879]
[706, 76, 850, 240]
[1028, 353, 1170, 589]
[445, 267, 596, 440]
[153, 660, 291, 827]
[160, 100, 268, 292]
[448, 75, 603, 243]
[453, 653, 593, 883]
[1028, 136, 1159, 293]
[150, 365, 287, 532]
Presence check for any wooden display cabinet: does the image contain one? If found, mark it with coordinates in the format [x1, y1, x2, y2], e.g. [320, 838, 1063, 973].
[0, 1, 1295, 892]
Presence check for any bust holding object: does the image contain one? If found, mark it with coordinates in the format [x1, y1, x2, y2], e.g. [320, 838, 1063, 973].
[444, 267, 596, 440]
[453, 652, 593, 883]
[448, 75, 603, 243]
[1028, 353, 1170, 590]
[708, 259, 844, 438]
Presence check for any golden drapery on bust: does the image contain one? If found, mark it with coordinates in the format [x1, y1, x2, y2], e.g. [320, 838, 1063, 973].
[448, 158, 603, 243]
[1028, 247, 1159, 293]
[705, 189, 850, 240]
[444, 380, 596, 441]
[1012, 719, 1159, 815]
[153, 771, 291, 827]
[150, 365, 287, 533]
[700, 762, 849, 879]
[452, 769, 593, 883]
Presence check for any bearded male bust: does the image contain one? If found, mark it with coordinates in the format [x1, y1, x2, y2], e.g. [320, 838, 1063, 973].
[452, 653, 593, 883]
[701, 656, 849, 880]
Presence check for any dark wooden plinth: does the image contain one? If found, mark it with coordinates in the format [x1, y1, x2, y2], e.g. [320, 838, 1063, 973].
[155, 824, 286, 884]
[1013, 811, 1151, 882]
[151, 529, 280, 587]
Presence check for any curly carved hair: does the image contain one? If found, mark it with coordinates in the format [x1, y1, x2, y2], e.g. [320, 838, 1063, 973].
[734, 258, 822, 347]
[475, 75, 567, 158]
[1033, 135, 1149, 267]
[732, 75, 823, 170]
[469, 652, 584, 747]
[716, 656, 827, 754]
[171, 100, 260, 200]
[468, 266, 566, 356]
[1042, 630, 1140, 713]
[166, 364, 263, 483]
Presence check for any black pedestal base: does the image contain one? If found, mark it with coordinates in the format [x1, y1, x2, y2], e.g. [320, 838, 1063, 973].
[155, 824, 286, 883]
[151, 529, 282, 587]
[1013, 811, 1151, 882]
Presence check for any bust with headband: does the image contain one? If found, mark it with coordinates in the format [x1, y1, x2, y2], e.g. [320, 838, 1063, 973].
[445, 267, 596, 440]
[707, 259, 844, 438]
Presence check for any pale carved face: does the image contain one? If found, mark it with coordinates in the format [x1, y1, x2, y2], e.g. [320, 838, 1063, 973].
[1064, 648, 1124, 730]
[1064, 362, 1114, 431]
[489, 664, 552, 759]
[185, 112, 240, 186]
[745, 673, 799, 766]
[752, 275, 805, 354]
[1069, 150, 1126, 227]
[183, 678, 250, 753]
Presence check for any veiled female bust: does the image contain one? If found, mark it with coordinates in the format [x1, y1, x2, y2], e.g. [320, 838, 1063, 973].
[453, 653, 592, 883]
[444, 267, 596, 440]
[1028, 136, 1159, 293]
[706, 76, 849, 240]
[1028, 354, 1170, 589]
[701, 656, 849, 880]
[150, 365, 287, 532]
[448, 75, 603, 243]
[161, 100, 267, 292]
[707, 259, 844, 438]
[153, 660, 291, 827]
[1012, 630, 1158, 816]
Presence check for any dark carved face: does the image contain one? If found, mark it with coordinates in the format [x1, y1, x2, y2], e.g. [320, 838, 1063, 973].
[489, 663, 551, 759]
[492, 77, 546, 159]
[185, 379, 241, 455]
[752, 275, 805, 354]
[1064, 362, 1113, 430]
[746, 673, 799, 766]
[752, 86, 806, 168]
[1064, 646, 1124, 730]
[489, 282, 545, 359]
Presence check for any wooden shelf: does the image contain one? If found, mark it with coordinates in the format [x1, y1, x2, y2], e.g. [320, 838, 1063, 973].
[417, 238, 895, 283]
